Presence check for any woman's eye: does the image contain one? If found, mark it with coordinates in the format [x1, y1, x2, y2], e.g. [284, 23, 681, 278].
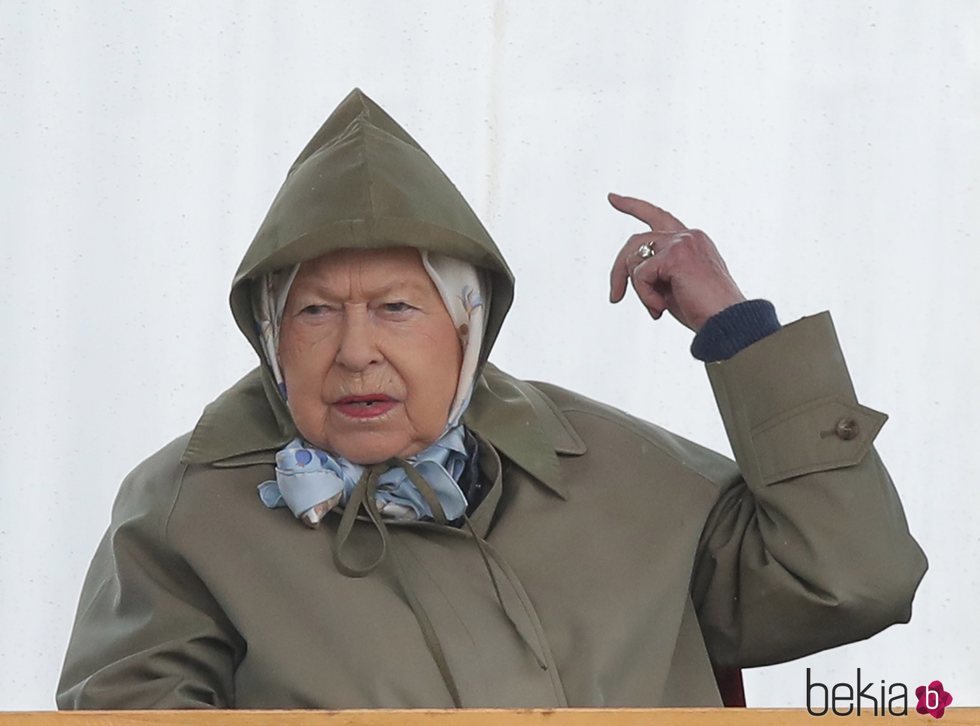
[299, 304, 334, 316]
[382, 302, 414, 313]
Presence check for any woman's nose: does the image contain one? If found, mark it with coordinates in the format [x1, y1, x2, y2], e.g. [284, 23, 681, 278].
[335, 310, 383, 371]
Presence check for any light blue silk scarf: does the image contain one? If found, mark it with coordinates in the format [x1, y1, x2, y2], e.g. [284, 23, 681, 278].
[257, 426, 470, 524]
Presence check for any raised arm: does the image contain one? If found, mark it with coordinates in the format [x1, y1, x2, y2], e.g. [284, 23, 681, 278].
[690, 312, 926, 665]
[607, 194, 927, 665]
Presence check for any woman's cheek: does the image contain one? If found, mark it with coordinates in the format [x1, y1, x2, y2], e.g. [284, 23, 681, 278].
[283, 326, 337, 373]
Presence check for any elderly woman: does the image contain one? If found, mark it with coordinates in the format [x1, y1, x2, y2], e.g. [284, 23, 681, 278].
[57, 89, 926, 709]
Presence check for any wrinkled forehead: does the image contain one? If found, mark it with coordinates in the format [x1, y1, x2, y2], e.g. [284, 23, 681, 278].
[289, 246, 441, 299]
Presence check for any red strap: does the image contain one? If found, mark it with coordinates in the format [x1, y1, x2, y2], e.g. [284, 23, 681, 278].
[713, 665, 746, 707]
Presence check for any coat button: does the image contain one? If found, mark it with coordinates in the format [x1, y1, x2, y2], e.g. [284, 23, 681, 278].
[835, 417, 859, 440]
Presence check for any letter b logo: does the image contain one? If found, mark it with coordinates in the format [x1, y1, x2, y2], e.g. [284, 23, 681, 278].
[916, 680, 953, 719]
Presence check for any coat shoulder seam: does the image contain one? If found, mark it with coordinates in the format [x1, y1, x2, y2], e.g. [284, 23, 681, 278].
[561, 406, 725, 487]
[526, 379, 737, 493]
[162, 460, 191, 552]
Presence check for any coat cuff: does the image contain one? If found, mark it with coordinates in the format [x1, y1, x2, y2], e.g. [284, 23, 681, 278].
[690, 299, 781, 362]
[704, 312, 887, 487]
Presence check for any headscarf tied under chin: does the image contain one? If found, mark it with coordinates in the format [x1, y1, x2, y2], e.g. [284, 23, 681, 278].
[252, 251, 489, 527]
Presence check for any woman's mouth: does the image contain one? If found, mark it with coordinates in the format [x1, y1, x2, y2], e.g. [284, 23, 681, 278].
[333, 394, 398, 419]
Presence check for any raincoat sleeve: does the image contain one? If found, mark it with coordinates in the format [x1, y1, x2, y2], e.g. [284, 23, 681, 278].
[56, 437, 244, 709]
[689, 312, 927, 667]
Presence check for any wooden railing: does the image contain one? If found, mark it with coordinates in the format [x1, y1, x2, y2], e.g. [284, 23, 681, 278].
[1, 710, 978, 725]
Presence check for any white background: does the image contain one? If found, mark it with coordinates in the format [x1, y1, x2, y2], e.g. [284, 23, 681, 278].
[1, 0, 977, 710]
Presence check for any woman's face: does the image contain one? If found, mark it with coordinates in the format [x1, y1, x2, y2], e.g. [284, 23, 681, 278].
[278, 247, 462, 464]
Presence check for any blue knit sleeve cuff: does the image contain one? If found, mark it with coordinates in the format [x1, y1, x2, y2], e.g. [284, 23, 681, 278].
[690, 299, 781, 362]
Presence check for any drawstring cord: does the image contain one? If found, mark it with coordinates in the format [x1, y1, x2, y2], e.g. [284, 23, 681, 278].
[330, 459, 548, 708]
[397, 461, 547, 669]
[332, 464, 388, 577]
[459, 515, 548, 669]
[333, 462, 461, 707]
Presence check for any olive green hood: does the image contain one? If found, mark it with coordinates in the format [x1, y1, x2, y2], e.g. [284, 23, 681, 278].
[183, 89, 580, 488]
[231, 87, 514, 346]
[231, 88, 513, 424]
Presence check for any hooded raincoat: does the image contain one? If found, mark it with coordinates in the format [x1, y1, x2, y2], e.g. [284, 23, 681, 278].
[57, 89, 927, 710]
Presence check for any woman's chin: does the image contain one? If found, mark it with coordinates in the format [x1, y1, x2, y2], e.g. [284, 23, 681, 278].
[329, 435, 430, 466]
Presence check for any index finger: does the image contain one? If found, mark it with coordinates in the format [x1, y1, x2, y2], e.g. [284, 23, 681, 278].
[608, 193, 686, 232]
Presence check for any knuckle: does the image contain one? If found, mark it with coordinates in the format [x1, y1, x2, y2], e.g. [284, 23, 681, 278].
[659, 243, 682, 264]
[672, 231, 694, 247]
[633, 258, 658, 278]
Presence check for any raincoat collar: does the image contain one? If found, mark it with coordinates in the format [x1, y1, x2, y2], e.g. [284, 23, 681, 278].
[182, 363, 585, 499]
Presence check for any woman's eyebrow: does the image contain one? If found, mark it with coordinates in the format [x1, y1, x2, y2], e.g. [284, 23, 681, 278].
[370, 280, 431, 297]
[292, 278, 432, 299]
